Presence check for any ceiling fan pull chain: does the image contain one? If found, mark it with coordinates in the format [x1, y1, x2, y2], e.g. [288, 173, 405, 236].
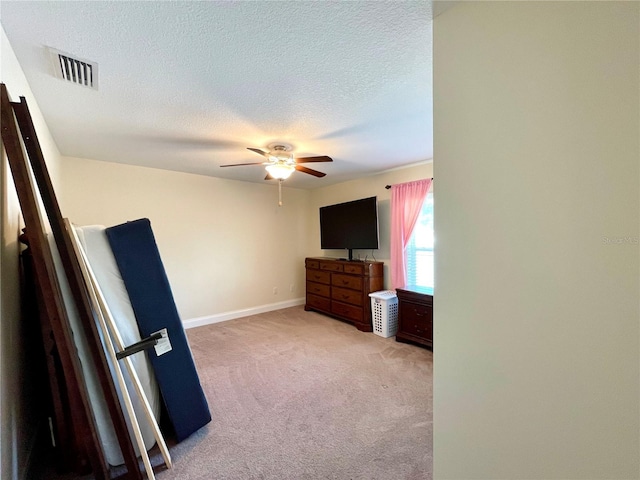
[278, 179, 283, 207]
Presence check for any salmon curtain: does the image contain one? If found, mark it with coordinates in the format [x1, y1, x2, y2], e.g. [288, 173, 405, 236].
[390, 178, 432, 290]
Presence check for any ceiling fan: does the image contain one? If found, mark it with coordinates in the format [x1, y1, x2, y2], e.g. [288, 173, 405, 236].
[220, 144, 332, 180]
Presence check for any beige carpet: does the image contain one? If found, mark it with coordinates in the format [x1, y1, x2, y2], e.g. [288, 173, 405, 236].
[39, 306, 433, 479]
[158, 306, 433, 480]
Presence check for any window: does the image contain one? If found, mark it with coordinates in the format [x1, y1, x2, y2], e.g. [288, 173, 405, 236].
[406, 192, 434, 289]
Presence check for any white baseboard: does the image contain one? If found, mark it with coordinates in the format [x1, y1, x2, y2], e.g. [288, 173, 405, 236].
[183, 297, 306, 330]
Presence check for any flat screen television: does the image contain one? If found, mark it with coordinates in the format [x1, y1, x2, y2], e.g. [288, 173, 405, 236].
[319, 196, 379, 261]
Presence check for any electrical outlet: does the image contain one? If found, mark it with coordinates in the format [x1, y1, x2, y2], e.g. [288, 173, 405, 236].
[273, 287, 278, 295]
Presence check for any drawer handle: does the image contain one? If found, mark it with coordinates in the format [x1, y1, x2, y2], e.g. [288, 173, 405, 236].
[414, 310, 424, 317]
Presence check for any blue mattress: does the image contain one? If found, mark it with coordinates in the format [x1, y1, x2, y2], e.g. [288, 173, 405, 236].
[106, 218, 211, 442]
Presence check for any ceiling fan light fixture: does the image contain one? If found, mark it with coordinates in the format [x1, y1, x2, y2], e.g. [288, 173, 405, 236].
[265, 163, 295, 179]
[268, 147, 294, 164]
[222, 144, 330, 180]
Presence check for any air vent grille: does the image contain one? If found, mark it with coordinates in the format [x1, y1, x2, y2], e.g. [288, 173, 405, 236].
[49, 48, 98, 90]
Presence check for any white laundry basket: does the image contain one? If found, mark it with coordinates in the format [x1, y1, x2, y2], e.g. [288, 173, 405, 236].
[368, 290, 399, 338]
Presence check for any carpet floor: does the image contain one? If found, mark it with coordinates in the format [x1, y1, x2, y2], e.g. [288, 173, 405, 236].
[38, 306, 433, 479]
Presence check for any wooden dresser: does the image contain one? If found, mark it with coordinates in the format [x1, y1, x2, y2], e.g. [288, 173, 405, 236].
[304, 257, 384, 332]
[396, 286, 433, 349]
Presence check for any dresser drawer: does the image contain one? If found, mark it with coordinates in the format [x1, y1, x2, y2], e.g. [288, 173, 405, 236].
[306, 281, 330, 298]
[332, 274, 362, 290]
[343, 263, 364, 275]
[306, 259, 320, 269]
[400, 301, 433, 325]
[331, 301, 363, 322]
[402, 318, 432, 340]
[399, 301, 433, 341]
[306, 269, 330, 285]
[307, 293, 331, 312]
[331, 286, 362, 306]
[320, 261, 343, 272]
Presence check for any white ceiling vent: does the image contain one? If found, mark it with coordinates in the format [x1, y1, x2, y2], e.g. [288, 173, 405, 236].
[49, 48, 98, 90]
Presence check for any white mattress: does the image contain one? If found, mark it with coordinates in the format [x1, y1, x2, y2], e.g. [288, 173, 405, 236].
[50, 226, 161, 466]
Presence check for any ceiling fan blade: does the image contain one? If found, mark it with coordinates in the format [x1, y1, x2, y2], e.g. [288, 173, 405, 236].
[247, 147, 269, 158]
[295, 155, 333, 163]
[295, 165, 326, 177]
[220, 162, 265, 167]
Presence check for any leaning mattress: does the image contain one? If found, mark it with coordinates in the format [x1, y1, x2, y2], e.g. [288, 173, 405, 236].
[106, 218, 211, 442]
[54, 226, 161, 466]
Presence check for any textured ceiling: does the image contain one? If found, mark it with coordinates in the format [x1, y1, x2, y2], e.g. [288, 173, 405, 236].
[0, 1, 433, 189]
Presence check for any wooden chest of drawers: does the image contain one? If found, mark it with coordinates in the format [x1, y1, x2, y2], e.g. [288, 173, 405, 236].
[304, 257, 384, 332]
[396, 286, 433, 349]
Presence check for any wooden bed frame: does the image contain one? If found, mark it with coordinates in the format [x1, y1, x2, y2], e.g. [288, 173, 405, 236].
[1, 83, 143, 479]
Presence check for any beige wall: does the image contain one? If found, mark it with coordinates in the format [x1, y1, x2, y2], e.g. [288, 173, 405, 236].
[59, 156, 311, 323]
[59, 157, 433, 322]
[433, 2, 639, 479]
[1, 26, 63, 480]
[307, 162, 433, 289]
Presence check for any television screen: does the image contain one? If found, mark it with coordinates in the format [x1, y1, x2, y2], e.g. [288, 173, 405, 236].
[319, 197, 379, 255]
